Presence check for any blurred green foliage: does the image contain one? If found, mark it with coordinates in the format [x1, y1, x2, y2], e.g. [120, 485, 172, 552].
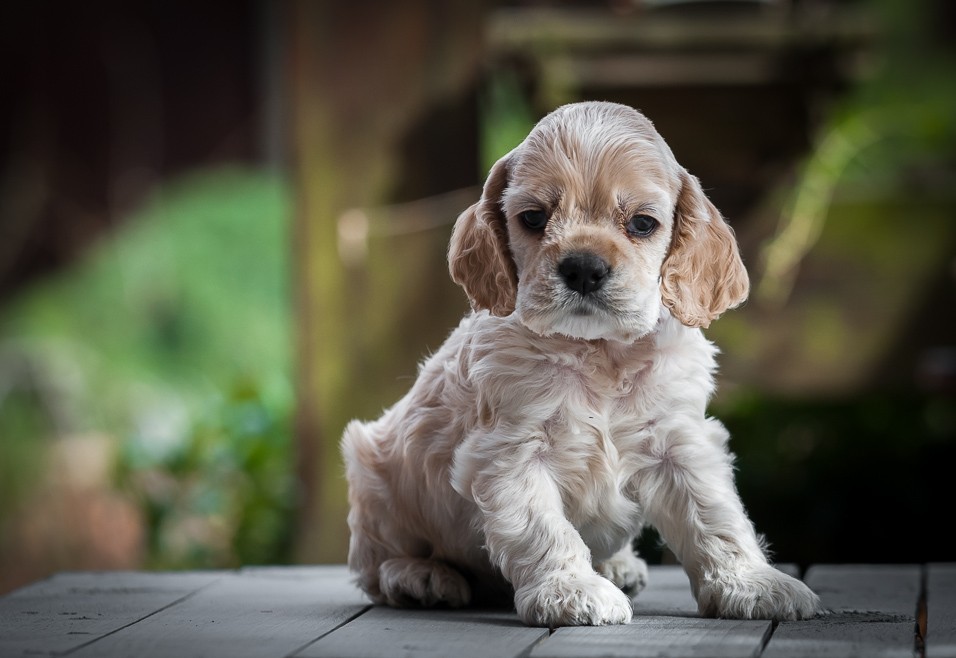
[2, 167, 291, 401]
[759, 0, 956, 304]
[116, 379, 295, 568]
[0, 166, 296, 568]
[480, 69, 536, 173]
[0, 388, 48, 515]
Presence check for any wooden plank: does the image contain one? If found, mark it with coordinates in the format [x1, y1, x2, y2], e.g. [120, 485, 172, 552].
[67, 571, 370, 658]
[487, 5, 879, 52]
[763, 564, 920, 658]
[3, 564, 935, 658]
[633, 565, 699, 617]
[927, 563, 956, 658]
[764, 618, 917, 658]
[0, 571, 221, 657]
[531, 617, 772, 658]
[285, 0, 486, 567]
[803, 564, 921, 616]
[298, 606, 548, 658]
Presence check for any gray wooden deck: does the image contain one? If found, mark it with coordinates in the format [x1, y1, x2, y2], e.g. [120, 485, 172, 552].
[1, 563, 953, 658]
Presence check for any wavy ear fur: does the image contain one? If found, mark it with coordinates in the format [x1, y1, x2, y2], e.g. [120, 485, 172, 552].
[448, 153, 517, 316]
[661, 171, 750, 328]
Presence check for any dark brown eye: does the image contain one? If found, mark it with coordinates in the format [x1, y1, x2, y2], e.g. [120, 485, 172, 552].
[519, 209, 548, 231]
[627, 214, 658, 237]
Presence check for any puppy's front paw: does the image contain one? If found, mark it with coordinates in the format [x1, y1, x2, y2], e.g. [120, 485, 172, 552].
[596, 550, 648, 595]
[697, 566, 824, 621]
[378, 557, 471, 608]
[515, 571, 633, 627]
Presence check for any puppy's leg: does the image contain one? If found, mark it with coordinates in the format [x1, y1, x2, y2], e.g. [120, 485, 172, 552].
[378, 557, 471, 608]
[342, 420, 472, 608]
[344, 503, 387, 603]
[468, 444, 633, 627]
[348, 514, 472, 608]
[595, 543, 648, 595]
[634, 418, 823, 621]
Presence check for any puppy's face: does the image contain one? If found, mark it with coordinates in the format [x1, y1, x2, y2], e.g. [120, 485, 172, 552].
[449, 102, 749, 340]
[502, 112, 679, 341]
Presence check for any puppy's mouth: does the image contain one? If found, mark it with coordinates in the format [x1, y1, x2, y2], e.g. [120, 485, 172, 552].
[567, 295, 609, 316]
[518, 289, 651, 342]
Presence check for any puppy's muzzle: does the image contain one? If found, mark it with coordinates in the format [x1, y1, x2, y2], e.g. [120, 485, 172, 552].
[559, 252, 610, 296]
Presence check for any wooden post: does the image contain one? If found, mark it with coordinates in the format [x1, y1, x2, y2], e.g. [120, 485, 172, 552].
[284, 1, 484, 563]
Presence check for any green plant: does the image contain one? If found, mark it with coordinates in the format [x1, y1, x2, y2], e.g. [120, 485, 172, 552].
[117, 380, 296, 568]
[0, 165, 296, 569]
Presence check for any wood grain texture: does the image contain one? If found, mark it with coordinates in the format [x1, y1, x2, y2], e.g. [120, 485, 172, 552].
[632, 565, 699, 617]
[764, 617, 917, 658]
[0, 571, 221, 657]
[803, 564, 921, 616]
[927, 563, 956, 658]
[532, 617, 772, 658]
[298, 606, 548, 658]
[762, 564, 921, 658]
[66, 571, 369, 658]
[1, 564, 950, 658]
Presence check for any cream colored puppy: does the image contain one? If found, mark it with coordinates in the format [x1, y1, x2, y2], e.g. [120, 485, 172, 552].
[341, 101, 823, 627]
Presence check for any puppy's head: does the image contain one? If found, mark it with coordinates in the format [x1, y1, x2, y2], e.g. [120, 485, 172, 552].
[449, 101, 749, 341]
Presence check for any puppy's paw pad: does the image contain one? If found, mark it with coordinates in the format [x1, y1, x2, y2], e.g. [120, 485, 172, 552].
[378, 558, 471, 608]
[516, 572, 633, 627]
[596, 552, 648, 594]
[698, 566, 824, 621]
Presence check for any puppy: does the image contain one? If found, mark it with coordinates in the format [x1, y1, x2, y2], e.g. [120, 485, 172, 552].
[341, 101, 823, 627]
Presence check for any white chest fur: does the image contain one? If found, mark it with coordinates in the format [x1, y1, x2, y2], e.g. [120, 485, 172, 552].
[448, 311, 718, 562]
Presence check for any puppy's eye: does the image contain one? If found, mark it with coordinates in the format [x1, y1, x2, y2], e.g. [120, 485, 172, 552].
[519, 209, 549, 231]
[627, 214, 658, 237]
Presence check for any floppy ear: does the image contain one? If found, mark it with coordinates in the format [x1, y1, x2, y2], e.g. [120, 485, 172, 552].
[448, 152, 518, 316]
[660, 170, 750, 328]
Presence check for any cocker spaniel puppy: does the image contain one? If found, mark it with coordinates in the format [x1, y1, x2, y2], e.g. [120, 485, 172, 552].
[341, 101, 823, 627]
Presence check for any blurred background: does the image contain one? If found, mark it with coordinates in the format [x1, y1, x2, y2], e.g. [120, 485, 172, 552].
[1, 0, 953, 595]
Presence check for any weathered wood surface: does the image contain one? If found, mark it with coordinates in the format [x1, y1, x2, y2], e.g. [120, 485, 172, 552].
[763, 565, 922, 658]
[1, 564, 951, 658]
[301, 607, 548, 658]
[927, 563, 956, 658]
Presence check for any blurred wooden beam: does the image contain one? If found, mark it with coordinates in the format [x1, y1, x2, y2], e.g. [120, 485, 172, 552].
[488, 4, 878, 54]
[489, 3, 877, 96]
[283, 1, 484, 564]
[545, 52, 782, 87]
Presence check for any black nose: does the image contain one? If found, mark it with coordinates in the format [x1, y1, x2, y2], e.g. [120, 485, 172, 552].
[558, 253, 610, 296]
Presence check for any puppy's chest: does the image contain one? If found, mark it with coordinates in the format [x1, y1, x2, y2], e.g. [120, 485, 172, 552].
[474, 338, 669, 521]
[543, 399, 645, 484]
[542, 403, 646, 554]
[539, 368, 655, 524]
[543, 355, 658, 442]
